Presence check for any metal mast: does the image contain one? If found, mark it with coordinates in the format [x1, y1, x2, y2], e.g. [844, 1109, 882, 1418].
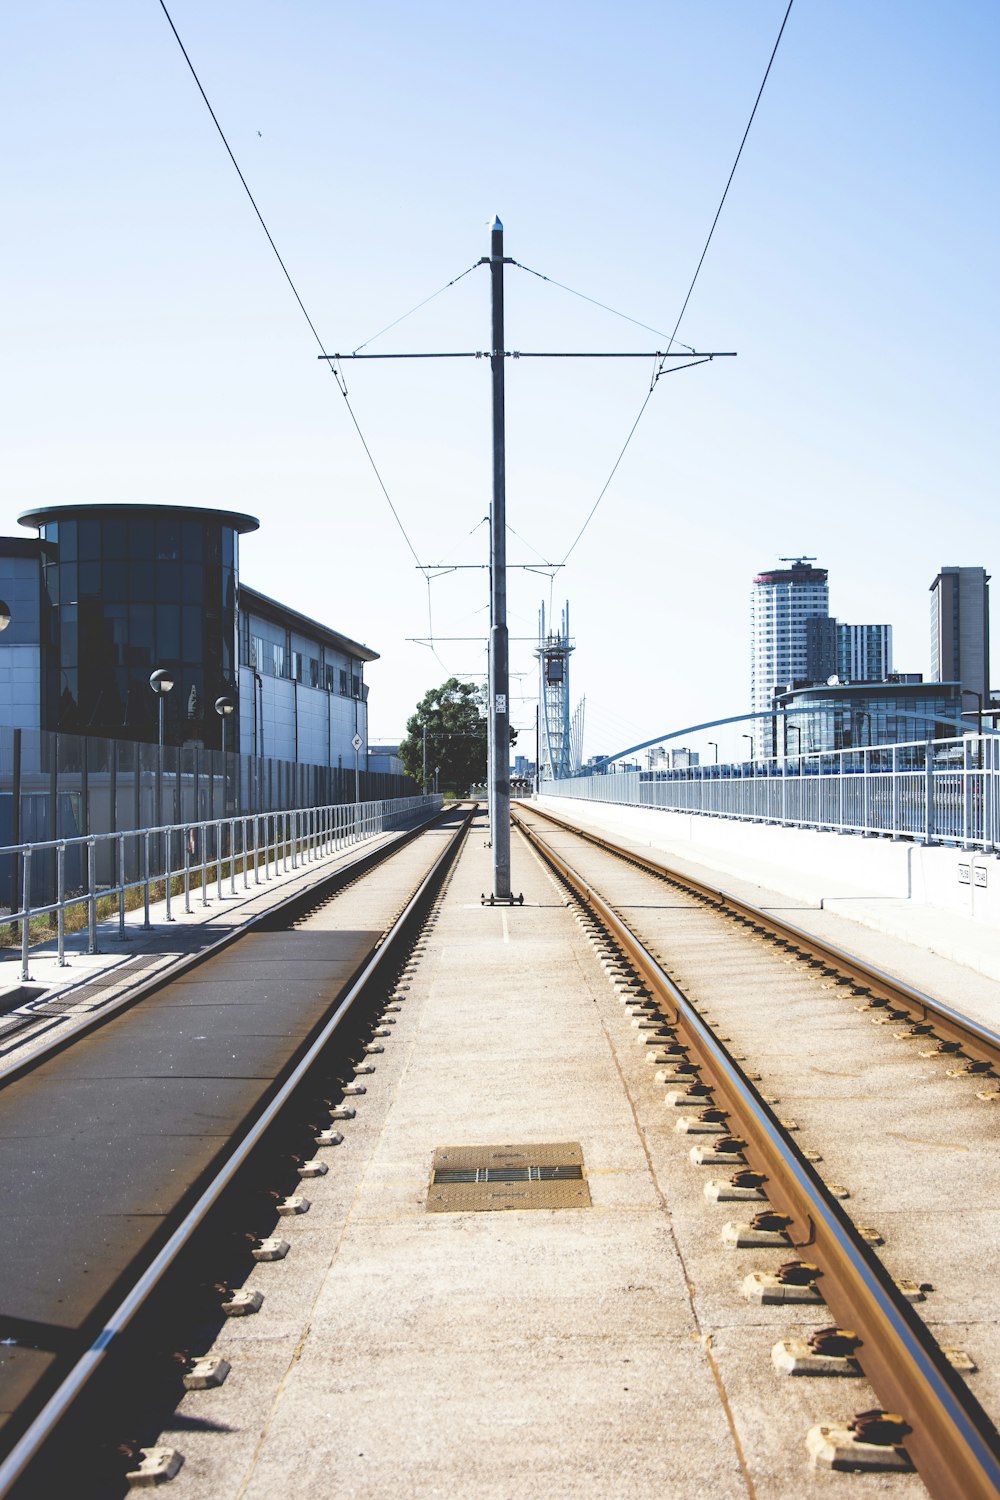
[488, 216, 511, 899]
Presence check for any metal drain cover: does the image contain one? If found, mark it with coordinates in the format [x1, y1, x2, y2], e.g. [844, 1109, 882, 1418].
[428, 1142, 590, 1213]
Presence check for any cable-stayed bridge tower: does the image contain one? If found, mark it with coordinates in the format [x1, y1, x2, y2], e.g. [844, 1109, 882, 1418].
[537, 602, 577, 781]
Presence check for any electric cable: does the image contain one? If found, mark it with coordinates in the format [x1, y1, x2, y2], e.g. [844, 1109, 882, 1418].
[510, 261, 696, 352]
[157, 0, 427, 572]
[558, 0, 795, 564]
[352, 264, 481, 353]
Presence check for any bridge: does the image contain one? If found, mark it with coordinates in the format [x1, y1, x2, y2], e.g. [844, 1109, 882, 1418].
[0, 763, 997, 1498]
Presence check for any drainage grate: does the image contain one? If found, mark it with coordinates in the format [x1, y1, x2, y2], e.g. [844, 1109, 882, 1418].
[428, 1143, 590, 1213]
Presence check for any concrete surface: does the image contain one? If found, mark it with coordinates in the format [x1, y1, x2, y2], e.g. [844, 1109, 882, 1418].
[156, 811, 927, 1499]
[534, 795, 1000, 1006]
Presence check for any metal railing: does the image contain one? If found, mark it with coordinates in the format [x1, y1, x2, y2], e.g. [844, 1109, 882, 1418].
[541, 736, 999, 852]
[3, 793, 442, 981]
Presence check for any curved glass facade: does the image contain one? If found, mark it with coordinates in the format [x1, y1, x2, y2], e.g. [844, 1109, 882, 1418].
[25, 506, 256, 749]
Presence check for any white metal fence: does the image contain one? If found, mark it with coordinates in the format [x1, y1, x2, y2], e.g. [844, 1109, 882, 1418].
[3, 793, 442, 981]
[541, 736, 999, 853]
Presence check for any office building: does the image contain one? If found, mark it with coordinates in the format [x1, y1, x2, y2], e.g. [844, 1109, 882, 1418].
[930, 566, 990, 706]
[751, 559, 829, 752]
[0, 504, 376, 769]
[771, 679, 962, 759]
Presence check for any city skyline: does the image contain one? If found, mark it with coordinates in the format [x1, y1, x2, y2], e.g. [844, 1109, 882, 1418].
[1, 3, 997, 764]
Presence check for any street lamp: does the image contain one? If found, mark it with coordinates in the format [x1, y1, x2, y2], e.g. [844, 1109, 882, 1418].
[788, 724, 802, 764]
[215, 694, 235, 755]
[708, 740, 718, 766]
[0, 600, 11, 632]
[741, 733, 753, 761]
[149, 668, 175, 747]
[149, 668, 175, 833]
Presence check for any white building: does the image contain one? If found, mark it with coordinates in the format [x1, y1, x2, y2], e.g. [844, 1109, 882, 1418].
[750, 559, 829, 754]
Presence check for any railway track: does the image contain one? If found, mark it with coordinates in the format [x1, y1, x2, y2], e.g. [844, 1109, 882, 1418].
[513, 801, 1000, 1499]
[0, 803, 474, 1497]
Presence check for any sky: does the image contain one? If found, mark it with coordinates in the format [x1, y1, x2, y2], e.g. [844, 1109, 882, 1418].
[2, 1, 997, 764]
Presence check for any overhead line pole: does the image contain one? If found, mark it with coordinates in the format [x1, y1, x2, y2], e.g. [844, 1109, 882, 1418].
[318, 223, 735, 901]
[488, 216, 512, 900]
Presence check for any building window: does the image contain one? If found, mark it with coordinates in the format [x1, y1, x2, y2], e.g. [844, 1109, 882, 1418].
[251, 634, 265, 671]
[272, 642, 285, 678]
[339, 668, 348, 695]
[309, 657, 320, 689]
[291, 650, 303, 683]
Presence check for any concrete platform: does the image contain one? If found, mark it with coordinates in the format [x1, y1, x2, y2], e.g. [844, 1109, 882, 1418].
[157, 810, 923, 1499]
[0, 822, 414, 1075]
[534, 795, 1000, 1032]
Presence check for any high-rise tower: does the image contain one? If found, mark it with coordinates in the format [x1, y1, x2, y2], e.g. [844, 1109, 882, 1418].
[930, 566, 990, 705]
[751, 558, 829, 753]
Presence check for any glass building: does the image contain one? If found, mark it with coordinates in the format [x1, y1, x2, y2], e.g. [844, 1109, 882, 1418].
[19, 505, 258, 749]
[771, 680, 962, 758]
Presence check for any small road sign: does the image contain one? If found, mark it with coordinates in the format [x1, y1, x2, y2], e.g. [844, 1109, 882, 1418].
[352, 733, 363, 751]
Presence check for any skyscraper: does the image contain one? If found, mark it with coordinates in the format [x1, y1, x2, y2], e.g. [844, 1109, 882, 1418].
[929, 566, 990, 705]
[751, 559, 829, 753]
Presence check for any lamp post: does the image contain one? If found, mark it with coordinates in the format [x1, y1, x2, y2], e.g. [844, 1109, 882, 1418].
[0, 600, 11, 632]
[708, 740, 718, 766]
[788, 723, 802, 766]
[214, 694, 235, 755]
[741, 733, 753, 767]
[149, 668, 175, 830]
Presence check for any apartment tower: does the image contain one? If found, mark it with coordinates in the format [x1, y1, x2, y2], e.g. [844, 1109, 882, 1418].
[751, 558, 829, 753]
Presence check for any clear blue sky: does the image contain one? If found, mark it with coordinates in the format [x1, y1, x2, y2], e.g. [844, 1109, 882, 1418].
[2, 1, 997, 760]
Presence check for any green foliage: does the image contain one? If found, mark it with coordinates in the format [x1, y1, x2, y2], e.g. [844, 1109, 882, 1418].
[398, 678, 487, 793]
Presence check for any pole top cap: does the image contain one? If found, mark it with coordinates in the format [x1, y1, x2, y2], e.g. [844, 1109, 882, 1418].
[490, 214, 503, 232]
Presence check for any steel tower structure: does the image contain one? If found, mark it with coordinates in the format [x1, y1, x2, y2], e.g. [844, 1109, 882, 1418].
[537, 601, 576, 781]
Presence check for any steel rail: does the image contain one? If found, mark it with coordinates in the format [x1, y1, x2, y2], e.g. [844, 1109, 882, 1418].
[0, 802, 449, 1092]
[519, 802, 1000, 1075]
[514, 807, 1000, 1500]
[0, 806, 475, 1496]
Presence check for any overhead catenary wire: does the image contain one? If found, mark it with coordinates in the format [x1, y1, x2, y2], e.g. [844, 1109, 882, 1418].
[557, 0, 795, 565]
[352, 264, 481, 353]
[156, 0, 427, 573]
[510, 262, 696, 353]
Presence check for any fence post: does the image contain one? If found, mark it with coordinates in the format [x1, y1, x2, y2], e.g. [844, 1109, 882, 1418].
[200, 825, 208, 906]
[165, 824, 173, 922]
[924, 742, 935, 845]
[88, 838, 98, 952]
[57, 842, 66, 967]
[118, 834, 127, 938]
[891, 746, 901, 838]
[20, 846, 32, 982]
[985, 736, 995, 853]
[142, 832, 151, 930]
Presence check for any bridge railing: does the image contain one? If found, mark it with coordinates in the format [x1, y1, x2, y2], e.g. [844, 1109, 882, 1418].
[540, 736, 998, 853]
[2, 793, 443, 982]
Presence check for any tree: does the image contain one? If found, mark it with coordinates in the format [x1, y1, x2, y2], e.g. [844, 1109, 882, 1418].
[398, 678, 487, 793]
